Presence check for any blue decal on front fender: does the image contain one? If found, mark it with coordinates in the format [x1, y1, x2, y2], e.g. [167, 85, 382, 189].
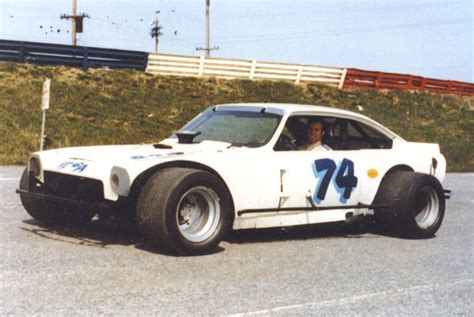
[57, 161, 88, 173]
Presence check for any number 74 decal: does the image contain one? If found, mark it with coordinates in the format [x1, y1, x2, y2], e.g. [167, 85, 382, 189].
[313, 158, 358, 203]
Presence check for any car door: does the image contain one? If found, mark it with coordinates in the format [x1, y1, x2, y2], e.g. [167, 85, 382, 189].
[269, 114, 380, 210]
[274, 150, 364, 209]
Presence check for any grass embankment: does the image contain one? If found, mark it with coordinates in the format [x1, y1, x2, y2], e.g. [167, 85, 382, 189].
[0, 62, 473, 171]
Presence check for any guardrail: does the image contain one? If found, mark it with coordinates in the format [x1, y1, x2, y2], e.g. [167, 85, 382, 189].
[344, 68, 474, 96]
[0, 40, 148, 71]
[1, 40, 472, 96]
[146, 53, 347, 88]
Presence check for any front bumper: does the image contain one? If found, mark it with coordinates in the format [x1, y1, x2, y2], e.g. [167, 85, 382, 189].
[17, 170, 111, 211]
[16, 188, 111, 210]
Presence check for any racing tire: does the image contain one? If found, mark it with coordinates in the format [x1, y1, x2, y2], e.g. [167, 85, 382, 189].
[19, 168, 96, 226]
[373, 171, 445, 238]
[137, 168, 234, 255]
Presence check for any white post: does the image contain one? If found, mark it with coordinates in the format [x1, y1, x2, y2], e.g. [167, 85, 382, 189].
[295, 65, 303, 85]
[249, 60, 257, 80]
[40, 78, 51, 151]
[338, 68, 348, 89]
[198, 55, 205, 77]
[40, 110, 46, 151]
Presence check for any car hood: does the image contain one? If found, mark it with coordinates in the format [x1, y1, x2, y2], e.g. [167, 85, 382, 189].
[29, 139, 235, 201]
[33, 139, 231, 166]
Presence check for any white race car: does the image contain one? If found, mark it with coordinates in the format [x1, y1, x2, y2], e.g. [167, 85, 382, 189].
[17, 103, 451, 255]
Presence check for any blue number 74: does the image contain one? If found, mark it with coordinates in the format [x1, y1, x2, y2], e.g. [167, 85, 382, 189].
[314, 158, 358, 201]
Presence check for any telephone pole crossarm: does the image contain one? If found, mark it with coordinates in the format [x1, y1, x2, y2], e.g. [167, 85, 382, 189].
[196, 46, 219, 57]
[60, 13, 89, 32]
[60, 0, 89, 46]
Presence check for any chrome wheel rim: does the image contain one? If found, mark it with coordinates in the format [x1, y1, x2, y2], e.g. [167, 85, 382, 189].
[176, 186, 221, 242]
[414, 186, 439, 229]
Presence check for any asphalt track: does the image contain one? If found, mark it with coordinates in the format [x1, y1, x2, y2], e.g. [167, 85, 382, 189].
[1, 166, 473, 315]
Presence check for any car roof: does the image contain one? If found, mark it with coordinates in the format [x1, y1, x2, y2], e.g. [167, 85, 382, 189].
[216, 103, 403, 140]
[218, 103, 361, 116]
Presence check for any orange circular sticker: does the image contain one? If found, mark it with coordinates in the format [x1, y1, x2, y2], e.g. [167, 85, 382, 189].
[367, 169, 378, 178]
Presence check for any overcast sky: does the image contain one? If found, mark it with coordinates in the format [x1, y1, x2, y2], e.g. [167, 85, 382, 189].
[0, 0, 472, 82]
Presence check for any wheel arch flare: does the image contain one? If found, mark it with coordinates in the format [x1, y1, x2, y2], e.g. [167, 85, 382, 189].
[128, 160, 236, 217]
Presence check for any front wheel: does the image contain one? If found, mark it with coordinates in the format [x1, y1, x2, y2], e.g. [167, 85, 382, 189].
[137, 168, 234, 255]
[373, 171, 445, 238]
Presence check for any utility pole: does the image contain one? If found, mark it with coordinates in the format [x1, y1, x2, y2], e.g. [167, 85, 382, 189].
[60, 0, 89, 46]
[196, 0, 218, 57]
[150, 13, 163, 53]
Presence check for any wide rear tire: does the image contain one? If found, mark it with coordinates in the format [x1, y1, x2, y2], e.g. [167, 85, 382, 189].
[373, 171, 445, 238]
[137, 168, 234, 255]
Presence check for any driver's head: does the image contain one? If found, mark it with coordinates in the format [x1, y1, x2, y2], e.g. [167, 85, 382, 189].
[307, 119, 325, 145]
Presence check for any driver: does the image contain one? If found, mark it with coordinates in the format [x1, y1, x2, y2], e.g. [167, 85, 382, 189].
[298, 119, 331, 151]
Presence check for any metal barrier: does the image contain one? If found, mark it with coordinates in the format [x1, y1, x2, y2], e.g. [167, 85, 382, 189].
[0, 40, 148, 71]
[344, 68, 474, 96]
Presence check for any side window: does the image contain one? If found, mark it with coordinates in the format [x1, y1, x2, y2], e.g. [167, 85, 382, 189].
[347, 122, 370, 149]
[347, 120, 393, 149]
[274, 116, 393, 151]
[273, 116, 325, 151]
[322, 118, 344, 149]
[323, 118, 393, 150]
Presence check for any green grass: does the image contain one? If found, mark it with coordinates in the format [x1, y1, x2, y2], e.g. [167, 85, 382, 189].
[0, 61, 473, 171]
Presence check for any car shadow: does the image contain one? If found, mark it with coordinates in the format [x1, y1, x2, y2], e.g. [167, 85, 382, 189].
[21, 217, 226, 256]
[227, 218, 378, 244]
[21, 215, 417, 255]
[21, 217, 143, 249]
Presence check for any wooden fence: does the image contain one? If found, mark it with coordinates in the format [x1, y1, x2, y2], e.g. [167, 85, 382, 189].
[146, 53, 347, 88]
[344, 68, 474, 96]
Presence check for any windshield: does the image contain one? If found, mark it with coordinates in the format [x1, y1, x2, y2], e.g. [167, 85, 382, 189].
[178, 109, 282, 147]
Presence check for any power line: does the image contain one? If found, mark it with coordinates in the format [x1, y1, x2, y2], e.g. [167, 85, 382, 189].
[211, 1, 460, 20]
[212, 18, 472, 44]
[2, 2, 469, 56]
[407, 65, 473, 70]
[1, 1, 461, 23]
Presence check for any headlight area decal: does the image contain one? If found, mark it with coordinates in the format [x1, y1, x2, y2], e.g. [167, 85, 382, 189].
[313, 158, 358, 204]
[57, 161, 88, 173]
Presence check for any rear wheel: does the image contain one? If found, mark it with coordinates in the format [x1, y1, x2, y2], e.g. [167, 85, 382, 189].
[373, 171, 445, 238]
[137, 168, 234, 255]
[19, 168, 96, 226]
